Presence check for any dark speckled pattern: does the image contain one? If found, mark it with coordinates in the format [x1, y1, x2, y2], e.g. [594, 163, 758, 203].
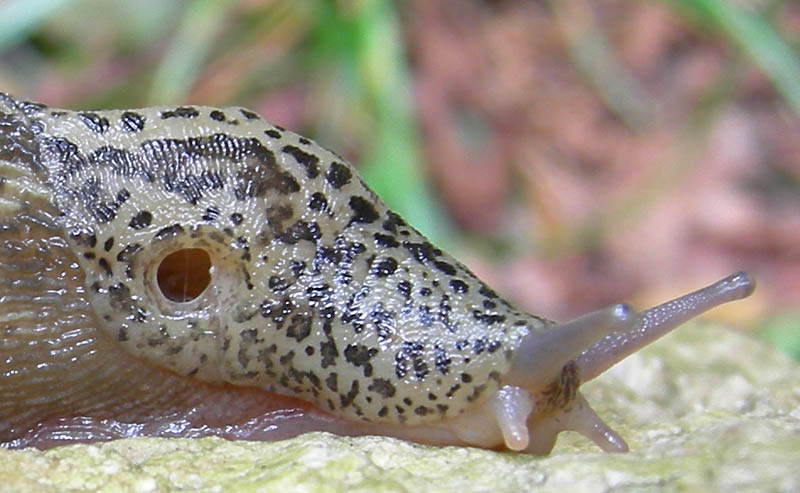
[0, 92, 550, 426]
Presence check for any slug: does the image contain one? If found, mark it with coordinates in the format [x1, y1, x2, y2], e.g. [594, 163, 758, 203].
[0, 92, 754, 454]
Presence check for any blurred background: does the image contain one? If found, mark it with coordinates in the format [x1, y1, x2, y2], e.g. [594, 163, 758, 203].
[0, 0, 797, 360]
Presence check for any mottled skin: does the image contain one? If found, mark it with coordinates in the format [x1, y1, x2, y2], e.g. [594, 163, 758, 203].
[0, 92, 755, 453]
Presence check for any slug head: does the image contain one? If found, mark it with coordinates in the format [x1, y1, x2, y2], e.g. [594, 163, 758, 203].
[481, 271, 756, 453]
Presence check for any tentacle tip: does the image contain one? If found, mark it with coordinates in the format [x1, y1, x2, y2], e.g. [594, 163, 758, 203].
[727, 270, 756, 299]
[595, 429, 629, 453]
[503, 431, 530, 452]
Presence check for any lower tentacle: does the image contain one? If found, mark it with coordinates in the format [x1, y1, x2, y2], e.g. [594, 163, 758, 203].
[489, 386, 533, 451]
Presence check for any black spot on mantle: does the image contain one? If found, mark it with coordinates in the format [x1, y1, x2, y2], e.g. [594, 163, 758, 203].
[308, 192, 328, 212]
[370, 257, 398, 277]
[78, 112, 110, 134]
[368, 378, 396, 398]
[344, 343, 378, 377]
[121, 112, 145, 132]
[240, 108, 260, 120]
[154, 224, 185, 241]
[325, 162, 352, 189]
[282, 145, 319, 179]
[161, 107, 199, 119]
[348, 196, 379, 225]
[129, 210, 152, 230]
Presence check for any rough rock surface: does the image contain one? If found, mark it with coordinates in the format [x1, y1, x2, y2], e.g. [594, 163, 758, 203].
[1, 324, 798, 492]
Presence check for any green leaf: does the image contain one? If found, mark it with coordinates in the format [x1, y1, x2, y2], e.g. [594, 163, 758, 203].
[305, 0, 451, 245]
[757, 311, 800, 361]
[148, 0, 234, 104]
[0, 0, 78, 49]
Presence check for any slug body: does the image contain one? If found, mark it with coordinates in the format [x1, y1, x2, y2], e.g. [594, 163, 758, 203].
[0, 92, 754, 454]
